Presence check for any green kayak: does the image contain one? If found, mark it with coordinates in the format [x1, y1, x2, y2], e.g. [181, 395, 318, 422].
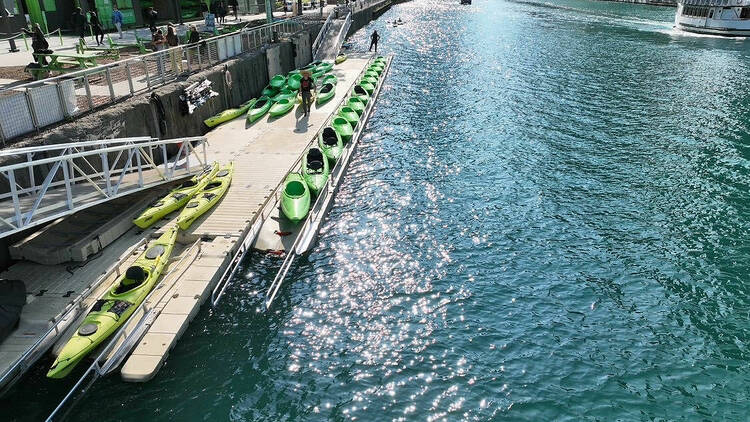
[364, 70, 379, 79]
[353, 85, 370, 104]
[375, 56, 386, 63]
[246, 96, 272, 123]
[335, 54, 347, 64]
[318, 127, 344, 164]
[302, 147, 330, 197]
[316, 83, 335, 105]
[312, 70, 325, 80]
[204, 98, 256, 128]
[359, 81, 375, 95]
[47, 227, 178, 379]
[338, 106, 359, 128]
[347, 97, 366, 115]
[133, 163, 219, 229]
[332, 116, 354, 142]
[269, 74, 287, 89]
[321, 74, 338, 86]
[176, 162, 233, 230]
[281, 173, 310, 224]
[272, 88, 297, 102]
[368, 65, 383, 76]
[287, 73, 302, 90]
[362, 75, 378, 87]
[316, 62, 333, 73]
[262, 85, 278, 97]
[270, 98, 294, 117]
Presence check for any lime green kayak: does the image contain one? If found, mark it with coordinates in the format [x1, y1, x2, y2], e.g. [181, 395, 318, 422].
[368, 65, 383, 76]
[287, 73, 302, 90]
[332, 116, 354, 142]
[47, 227, 178, 379]
[272, 88, 297, 102]
[335, 54, 347, 64]
[359, 81, 375, 95]
[204, 98, 256, 128]
[247, 96, 272, 123]
[270, 74, 286, 89]
[262, 85, 278, 97]
[347, 97, 366, 115]
[312, 70, 325, 80]
[318, 127, 343, 164]
[321, 74, 338, 86]
[176, 162, 233, 230]
[281, 173, 310, 224]
[353, 85, 370, 104]
[338, 106, 359, 127]
[364, 70, 379, 79]
[270, 98, 294, 117]
[317, 83, 335, 105]
[362, 75, 378, 87]
[133, 163, 219, 229]
[302, 147, 330, 197]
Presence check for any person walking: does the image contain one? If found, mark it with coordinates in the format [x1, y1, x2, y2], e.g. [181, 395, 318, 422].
[72, 7, 86, 40]
[23, 23, 51, 65]
[369, 30, 380, 52]
[111, 6, 124, 39]
[217, 2, 226, 25]
[299, 70, 315, 117]
[152, 28, 167, 75]
[228, 0, 239, 20]
[89, 11, 104, 46]
[147, 7, 158, 32]
[166, 25, 180, 73]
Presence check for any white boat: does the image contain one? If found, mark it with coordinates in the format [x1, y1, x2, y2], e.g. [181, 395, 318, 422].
[675, 0, 750, 36]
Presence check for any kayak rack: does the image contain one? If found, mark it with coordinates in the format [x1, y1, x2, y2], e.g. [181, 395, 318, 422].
[264, 54, 393, 311]
[46, 238, 203, 422]
[0, 237, 148, 397]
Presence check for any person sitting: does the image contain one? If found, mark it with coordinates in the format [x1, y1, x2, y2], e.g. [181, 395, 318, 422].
[23, 23, 51, 66]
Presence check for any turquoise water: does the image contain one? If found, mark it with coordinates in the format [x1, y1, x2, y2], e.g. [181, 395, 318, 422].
[5, 0, 750, 420]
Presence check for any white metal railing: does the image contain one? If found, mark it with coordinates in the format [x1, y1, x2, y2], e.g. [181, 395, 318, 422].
[0, 136, 207, 239]
[312, 12, 335, 60]
[0, 19, 306, 144]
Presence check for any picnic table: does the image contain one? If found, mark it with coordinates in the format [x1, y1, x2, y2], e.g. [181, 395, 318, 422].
[27, 52, 101, 79]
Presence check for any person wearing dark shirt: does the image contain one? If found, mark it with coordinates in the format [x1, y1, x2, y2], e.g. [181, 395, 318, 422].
[299, 71, 315, 117]
[188, 24, 200, 44]
[369, 30, 380, 52]
[72, 7, 86, 40]
[23, 23, 50, 65]
[147, 7, 158, 32]
[89, 11, 104, 46]
[229, 0, 239, 20]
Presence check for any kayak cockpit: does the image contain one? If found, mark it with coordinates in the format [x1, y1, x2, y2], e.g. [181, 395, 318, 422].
[322, 128, 338, 145]
[285, 180, 306, 198]
[306, 148, 325, 173]
[114, 266, 149, 294]
[321, 83, 333, 94]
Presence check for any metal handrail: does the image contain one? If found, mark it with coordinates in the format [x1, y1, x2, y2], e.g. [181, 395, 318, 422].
[312, 12, 334, 60]
[0, 137, 154, 157]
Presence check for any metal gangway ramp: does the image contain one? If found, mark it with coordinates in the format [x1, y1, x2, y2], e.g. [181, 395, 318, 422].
[0, 136, 208, 240]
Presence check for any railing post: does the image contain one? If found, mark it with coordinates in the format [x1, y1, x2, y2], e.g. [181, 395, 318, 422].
[7, 170, 22, 227]
[136, 147, 143, 187]
[55, 81, 70, 119]
[101, 152, 112, 195]
[24, 88, 40, 132]
[83, 75, 94, 110]
[26, 152, 36, 194]
[143, 58, 151, 88]
[125, 61, 135, 95]
[105, 68, 115, 101]
[61, 159, 74, 210]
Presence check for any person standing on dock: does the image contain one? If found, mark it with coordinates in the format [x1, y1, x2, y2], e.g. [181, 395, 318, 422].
[300, 71, 315, 117]
[369, 30, 380, 53]
[89, 11, 105, 46]
[111, 6, 124, 39]
[229, 0, 239, 20]
[72, 7, 86, 41]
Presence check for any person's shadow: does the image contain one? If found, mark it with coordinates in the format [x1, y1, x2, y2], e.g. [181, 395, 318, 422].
[294, 105, 311, 133]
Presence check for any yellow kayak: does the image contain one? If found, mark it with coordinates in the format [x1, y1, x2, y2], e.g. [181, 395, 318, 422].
[176, 162, 234, 230]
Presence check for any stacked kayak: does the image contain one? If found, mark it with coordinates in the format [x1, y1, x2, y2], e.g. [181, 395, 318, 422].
[270, 98, 295, 117]
[317, 83, 335, 105]
[332, 116, 354, 142]
[133, 163, 219, 229]
[318, 127, 343, 164]
[316, 62, 333, 74]
[281, 173, 310, 224]
[204, 98, 256, 128]
[272, 88, 297, 102]
[321, 74, 338, 86]
[262, 84, 278, 98]
[287, 73, 302, 90]
[47, 227, 178, 378]
[247, 96, 272, 123]
[270, 74, 287, 89]
[176, 162, 234, 230]
[302, 148, 330, 197]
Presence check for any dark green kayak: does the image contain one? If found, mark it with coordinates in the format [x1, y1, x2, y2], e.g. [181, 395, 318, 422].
[281, 173, 310, 224]
[288, 73, 302, 90]
[301, 147, 330, 197]
[338, 106, 359, 127]
[353, 85, 370, 104]
[332, 116, 354, 143]
[270, 74, 287, 89]
[272, 88, 298, 102]
[347, 97, 366, 115]
[247, 96, 272, 123]
[317, 83, 335, 105]
[262, 85, 278, 97]
[359, 81, 375, 95]
[269, 98, 294, 117]
[318, 127, 344, 164]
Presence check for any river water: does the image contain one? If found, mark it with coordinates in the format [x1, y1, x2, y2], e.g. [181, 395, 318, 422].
[5, 0, 750, 420]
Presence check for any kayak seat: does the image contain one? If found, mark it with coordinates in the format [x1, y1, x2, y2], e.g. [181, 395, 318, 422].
[180, 180, 197, 188]
[285, 180, 306, 197]
[308, 160, 324, 172]
[307, 148, 325, 164]
[255, 99, 267, 108]
[321, 84, 333, 93]
[115, 266, 148, 294]
[204, 181, 222, 190]
[354, 86, 367, 96]
[203, 193, 217, 201]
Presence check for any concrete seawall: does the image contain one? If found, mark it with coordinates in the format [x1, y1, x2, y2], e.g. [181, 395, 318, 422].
[600, 0, 676, 6]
